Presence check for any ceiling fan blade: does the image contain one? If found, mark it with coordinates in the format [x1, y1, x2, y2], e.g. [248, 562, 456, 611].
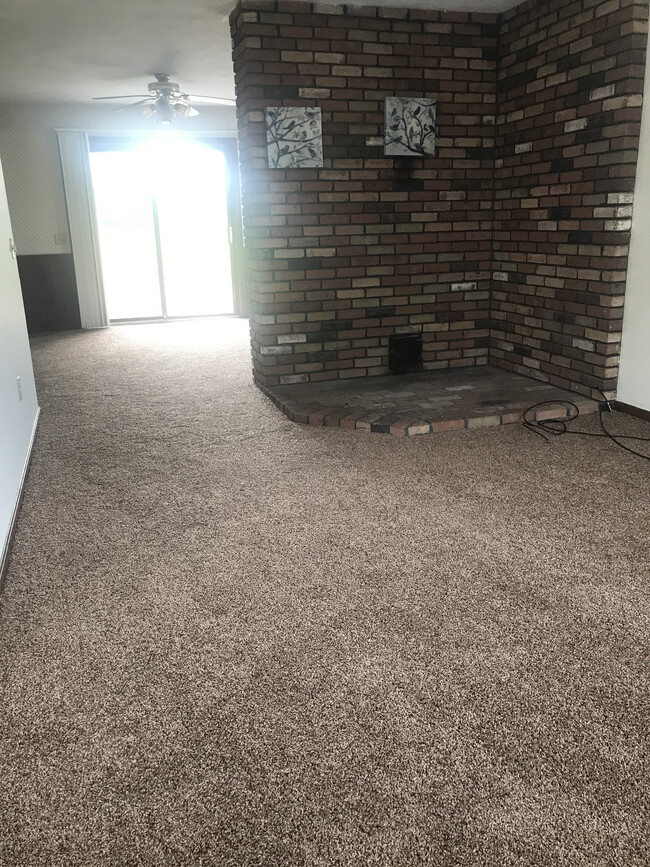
[93, 94, 150, 100]
[111, 98, 153, 113]
[184, 94, 236, 105]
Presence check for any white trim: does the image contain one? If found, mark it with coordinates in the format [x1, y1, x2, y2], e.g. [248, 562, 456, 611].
[57, 131, 108, 329]
[0, 408, 40, 590]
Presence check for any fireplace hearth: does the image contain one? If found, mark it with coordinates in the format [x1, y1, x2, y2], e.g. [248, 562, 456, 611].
[260, 366, 598, 437]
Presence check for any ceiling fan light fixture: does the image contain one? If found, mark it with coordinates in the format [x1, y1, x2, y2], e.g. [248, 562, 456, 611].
[175, 102, 199, 118]
[140, 103, 156, 119]
[155, 97, 174, 125]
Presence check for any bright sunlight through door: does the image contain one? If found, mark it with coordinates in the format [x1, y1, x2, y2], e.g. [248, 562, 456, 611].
[90, 138, 234, 321]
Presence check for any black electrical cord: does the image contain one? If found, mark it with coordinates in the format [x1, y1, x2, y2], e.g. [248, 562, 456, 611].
[523, 390, 650, 461]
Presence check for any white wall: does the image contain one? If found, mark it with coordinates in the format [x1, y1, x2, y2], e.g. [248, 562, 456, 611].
[0, 101, 237, 255]
[618, 53, 650, 413]
[0, 155, 39, 567]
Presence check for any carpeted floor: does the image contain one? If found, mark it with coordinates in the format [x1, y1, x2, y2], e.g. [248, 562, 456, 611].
[1, 319, 649, 867]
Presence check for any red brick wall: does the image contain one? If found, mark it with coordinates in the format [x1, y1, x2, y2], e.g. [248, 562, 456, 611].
[231, 0, 498, 387]
[231, 0, 648, 397]
[491, 0, 648, 397]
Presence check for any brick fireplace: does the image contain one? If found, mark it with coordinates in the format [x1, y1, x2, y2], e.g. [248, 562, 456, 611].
[230, 0, 648, 400]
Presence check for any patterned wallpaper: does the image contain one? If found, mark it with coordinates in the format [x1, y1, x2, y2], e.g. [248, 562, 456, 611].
[0, 102, 237, 255]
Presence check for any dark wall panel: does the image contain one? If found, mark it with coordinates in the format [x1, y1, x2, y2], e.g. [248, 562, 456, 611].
[17, 254, 81, 333]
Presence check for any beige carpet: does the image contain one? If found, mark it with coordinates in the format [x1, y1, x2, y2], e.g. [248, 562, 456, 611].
[1, 319, 649, 867]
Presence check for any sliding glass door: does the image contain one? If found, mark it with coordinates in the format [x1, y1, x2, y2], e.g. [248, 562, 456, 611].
[90, 149, 162, 320]
[155, 144, 232, 317]
[89, 137, 235, 322]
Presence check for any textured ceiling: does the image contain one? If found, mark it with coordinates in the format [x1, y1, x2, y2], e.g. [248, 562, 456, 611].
[0, 0, 521, 104]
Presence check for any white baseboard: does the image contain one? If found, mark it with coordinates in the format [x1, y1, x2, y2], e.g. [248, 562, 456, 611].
[0, 407, 40, 591]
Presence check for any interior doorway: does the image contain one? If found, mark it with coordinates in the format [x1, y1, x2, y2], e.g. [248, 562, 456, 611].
[89, 136, 241, 322]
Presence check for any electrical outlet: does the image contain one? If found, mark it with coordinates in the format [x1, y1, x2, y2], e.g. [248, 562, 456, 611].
[17, 376, 23, 401]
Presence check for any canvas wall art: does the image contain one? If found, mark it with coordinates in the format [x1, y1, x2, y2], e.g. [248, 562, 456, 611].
[384, 97, 437, 156]
[265, 107, 323, 169]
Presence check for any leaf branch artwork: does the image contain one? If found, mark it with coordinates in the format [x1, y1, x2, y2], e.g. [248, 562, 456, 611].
[265, 106, 323, 169]
[384, 97, 437, 157]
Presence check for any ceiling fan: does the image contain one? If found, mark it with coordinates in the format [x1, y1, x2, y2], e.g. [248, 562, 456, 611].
[93, 73, 235, 123]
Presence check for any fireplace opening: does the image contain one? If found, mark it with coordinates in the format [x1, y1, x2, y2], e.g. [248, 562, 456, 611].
[389, 333, 423, 375]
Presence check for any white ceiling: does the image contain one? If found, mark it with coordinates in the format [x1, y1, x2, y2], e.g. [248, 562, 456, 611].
[0, 0, 520, 104]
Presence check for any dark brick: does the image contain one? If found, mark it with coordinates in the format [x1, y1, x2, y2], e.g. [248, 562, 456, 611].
[567, 231, 594, 244]
[287, 258, 322, 270]
[550, 158, 575, 173]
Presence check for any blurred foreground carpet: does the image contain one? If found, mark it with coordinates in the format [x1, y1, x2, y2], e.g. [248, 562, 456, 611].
[1, 319, 648, 866]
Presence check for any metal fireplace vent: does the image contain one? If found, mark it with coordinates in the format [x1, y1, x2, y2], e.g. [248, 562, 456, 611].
[388, 333, 423, 375]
